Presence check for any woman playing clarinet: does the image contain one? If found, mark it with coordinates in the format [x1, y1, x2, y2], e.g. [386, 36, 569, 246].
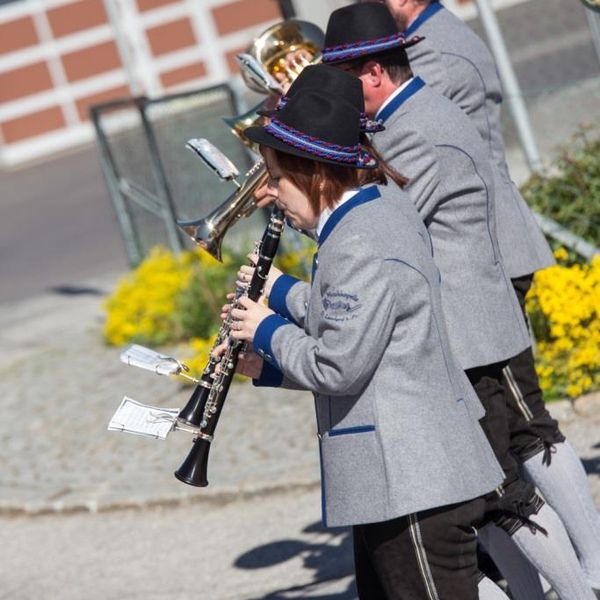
[221, 84, 506, 599]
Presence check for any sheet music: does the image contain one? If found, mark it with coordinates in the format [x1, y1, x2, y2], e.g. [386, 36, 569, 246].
[108, 396, 180, 440]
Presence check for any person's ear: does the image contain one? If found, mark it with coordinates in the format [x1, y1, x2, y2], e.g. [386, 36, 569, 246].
[363, 60, 384, 87]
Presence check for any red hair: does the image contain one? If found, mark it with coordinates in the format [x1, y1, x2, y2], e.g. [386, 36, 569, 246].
[263, 138, 408, 214]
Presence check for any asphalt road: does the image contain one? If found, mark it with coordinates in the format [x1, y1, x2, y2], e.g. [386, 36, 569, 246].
[0, 487, 356, 600]
[0, 145, 129, 304]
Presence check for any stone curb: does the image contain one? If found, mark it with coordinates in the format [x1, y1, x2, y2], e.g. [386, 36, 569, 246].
[0, 480, 321, 518]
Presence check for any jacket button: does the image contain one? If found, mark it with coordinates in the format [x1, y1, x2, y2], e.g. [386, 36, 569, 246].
[257, 348, 265, 357]
[264, 353, 272, 363]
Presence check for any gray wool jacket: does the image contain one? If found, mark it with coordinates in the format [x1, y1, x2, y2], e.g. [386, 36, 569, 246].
[404, 1, 554, 278]
[253, 184, 504, 528]
[372, 79, 530, 370]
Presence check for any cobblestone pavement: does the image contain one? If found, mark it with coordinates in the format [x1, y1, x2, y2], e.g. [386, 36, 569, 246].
[1, 277, 599, 517]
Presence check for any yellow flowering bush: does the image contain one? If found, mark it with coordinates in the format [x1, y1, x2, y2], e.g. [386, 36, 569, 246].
[527, 249, 600, 400]
[103, 242, 314, 383]
[104, 247, 194, 346]
[103, 246, 239, 346]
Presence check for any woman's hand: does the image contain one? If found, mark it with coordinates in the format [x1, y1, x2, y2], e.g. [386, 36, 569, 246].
[254, 182, 276, 208]
[212, 342, 263, 379]
[230, 296, 274, 342]
[236, 254, 283, 298]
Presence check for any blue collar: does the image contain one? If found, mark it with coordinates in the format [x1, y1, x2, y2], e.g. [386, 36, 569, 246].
[318, 186, 381, 247]
[377, 77, 426, 124]
[404, 1, 444, 36]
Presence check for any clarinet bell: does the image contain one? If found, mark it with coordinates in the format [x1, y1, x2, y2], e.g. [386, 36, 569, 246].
[174, 437, 210, 487]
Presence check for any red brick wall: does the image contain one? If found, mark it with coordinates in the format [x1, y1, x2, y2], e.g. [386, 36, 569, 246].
[61, 41, 122, 82]
[212, 0, 280, 35]
[146, 18, 197, 56]
[0, 62, 54, 103]
[0, 17, 38, 55]
[47, 0, 108, 38]
[1, 107, 66, 143]
[160, 62, 207, 87]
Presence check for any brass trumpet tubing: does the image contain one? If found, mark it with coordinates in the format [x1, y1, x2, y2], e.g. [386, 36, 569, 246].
[177, 159, 268, 262]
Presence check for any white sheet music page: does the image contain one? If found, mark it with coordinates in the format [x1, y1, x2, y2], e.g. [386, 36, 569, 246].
[108, 396, 180, 440]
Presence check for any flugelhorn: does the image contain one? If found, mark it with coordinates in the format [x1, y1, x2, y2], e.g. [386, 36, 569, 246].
[177, 139, 268, 262]
[224, 19, 324, 150]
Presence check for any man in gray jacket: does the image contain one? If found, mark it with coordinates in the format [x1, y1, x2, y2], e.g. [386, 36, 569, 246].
[321, 3, 596, 599]
[380, 0, 600, 594]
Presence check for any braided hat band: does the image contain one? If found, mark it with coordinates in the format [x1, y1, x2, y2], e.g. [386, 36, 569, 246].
[322, 32, 424, 63]
[264, 119, 377, 168]
[273, 96, 384, 133]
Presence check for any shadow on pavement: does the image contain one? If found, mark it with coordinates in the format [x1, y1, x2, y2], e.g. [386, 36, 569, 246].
[49, 284, 105, 296]
[235, 521, 356, 599]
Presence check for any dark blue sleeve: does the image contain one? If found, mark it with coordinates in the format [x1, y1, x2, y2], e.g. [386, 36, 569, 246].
[252, 361, 284, 388]
[253, 313, 292, 370]
[268, 274, 302, 324]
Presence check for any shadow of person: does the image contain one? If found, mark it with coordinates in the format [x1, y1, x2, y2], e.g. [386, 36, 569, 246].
[581, 455, 600, 475]
[234, 521, 357, 599]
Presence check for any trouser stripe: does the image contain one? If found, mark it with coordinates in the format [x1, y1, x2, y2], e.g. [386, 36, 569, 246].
[408, 513, 440, 600]
[503, 365, 534, 420]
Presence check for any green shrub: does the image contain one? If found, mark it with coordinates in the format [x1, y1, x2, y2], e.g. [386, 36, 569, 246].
[521, 128, 600, 247]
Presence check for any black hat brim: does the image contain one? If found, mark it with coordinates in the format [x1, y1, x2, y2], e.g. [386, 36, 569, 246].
[245, 125, 377, 169]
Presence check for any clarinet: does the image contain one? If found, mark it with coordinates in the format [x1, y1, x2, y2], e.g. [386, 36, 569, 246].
[174, 206, 285, 487]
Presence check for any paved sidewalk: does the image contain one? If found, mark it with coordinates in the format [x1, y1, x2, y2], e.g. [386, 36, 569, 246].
[0, 277, 319, 515]
[1, 277, 599, 516]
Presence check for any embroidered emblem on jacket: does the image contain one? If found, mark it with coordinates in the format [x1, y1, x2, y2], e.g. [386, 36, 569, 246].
[321, 290, 362, 321]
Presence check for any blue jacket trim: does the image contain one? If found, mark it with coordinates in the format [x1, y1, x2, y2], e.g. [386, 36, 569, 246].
[404, 0, 443, 36]
[268, 274, 302, 325]
[377, 77, 426, 124]
[253, 313, 290, 370]
[252, 361, 284, 388]
[318, 186, 381, 247]
[329, 425, 376, 437]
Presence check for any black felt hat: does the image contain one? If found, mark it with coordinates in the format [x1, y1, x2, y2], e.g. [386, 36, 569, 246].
[258, 64, 384, 132]
[245, 89, 377, 169]
[259, 65, 362, 114]
[322, 2, 423, 65]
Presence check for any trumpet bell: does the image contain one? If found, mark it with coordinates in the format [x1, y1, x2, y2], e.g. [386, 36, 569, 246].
[177, 160, 267, 261]
[177, 215, 221, 261]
